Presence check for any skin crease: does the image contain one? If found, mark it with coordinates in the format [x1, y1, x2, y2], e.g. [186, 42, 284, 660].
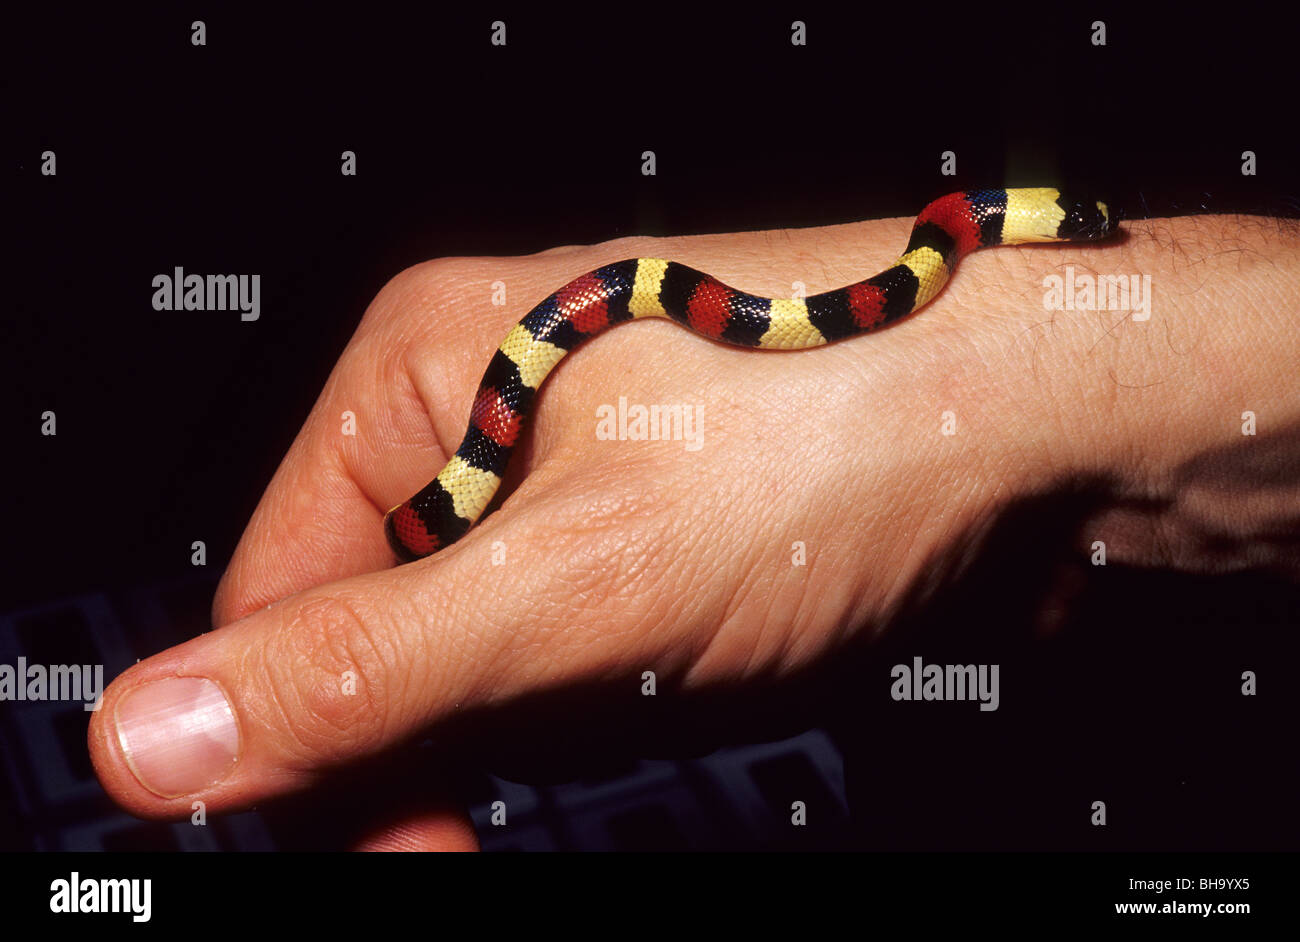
[87, 213, 1300, 851]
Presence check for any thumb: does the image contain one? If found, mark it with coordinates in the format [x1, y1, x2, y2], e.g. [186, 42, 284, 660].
[87, 502, 645, 819]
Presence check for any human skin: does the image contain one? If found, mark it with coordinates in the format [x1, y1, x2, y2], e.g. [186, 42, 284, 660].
[88, 211, 1300, 850]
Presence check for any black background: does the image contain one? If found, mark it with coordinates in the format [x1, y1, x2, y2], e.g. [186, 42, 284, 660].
[7, 5, 1300, 855]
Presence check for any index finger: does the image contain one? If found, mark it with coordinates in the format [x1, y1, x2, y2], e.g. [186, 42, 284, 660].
[212, 260, 477, 624]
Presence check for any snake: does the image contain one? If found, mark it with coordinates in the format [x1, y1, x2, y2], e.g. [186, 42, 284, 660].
[384, 187, 1112, 562]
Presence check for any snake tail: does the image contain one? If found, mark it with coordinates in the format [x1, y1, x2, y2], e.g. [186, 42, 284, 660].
[384, 187, 1111, 562]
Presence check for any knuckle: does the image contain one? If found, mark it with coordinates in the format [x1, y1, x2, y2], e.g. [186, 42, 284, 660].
[530, 242, 588, 259]
[357, 256, 476, 341]
[254, 595, 398, 763]
[589, 234, 665, 262]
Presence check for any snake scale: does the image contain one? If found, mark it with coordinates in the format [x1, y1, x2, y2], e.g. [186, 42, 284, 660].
[384, 187, 1112, 562]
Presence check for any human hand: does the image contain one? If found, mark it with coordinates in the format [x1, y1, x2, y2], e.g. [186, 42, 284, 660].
[88, 211, 1300, 848]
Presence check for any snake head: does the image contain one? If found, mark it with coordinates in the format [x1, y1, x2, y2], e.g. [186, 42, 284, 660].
[1057, 197, 1113, 241]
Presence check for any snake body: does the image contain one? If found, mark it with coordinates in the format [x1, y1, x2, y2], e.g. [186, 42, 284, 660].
[384, 187, 1112, 562]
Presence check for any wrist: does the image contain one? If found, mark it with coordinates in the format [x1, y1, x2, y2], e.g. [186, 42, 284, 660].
[1007, 214, 1299, 499]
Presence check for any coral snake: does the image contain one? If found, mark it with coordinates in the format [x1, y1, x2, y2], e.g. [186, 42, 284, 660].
[384, 187, 1112, 563]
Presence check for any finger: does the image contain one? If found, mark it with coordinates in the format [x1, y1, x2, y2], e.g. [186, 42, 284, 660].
[212, 427, 400, 623]
[211, 254, 615, 624]
[212, 263, 458, 623]
[210, 379, 474, 624]
[89, 473, 681, 820]
[352, 808, 480, 852]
